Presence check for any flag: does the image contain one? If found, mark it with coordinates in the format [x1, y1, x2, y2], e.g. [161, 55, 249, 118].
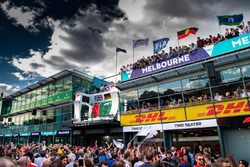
[133, 38, 149, 48]
[177, 27, 198, 40]
[116, 47, 127, 53]
[136, 127, 153, 136]
[93, 77, 107, 88]
[153, 38, 169, 53]
[113, 139, 124, 149]
[218, 14, 243, 26]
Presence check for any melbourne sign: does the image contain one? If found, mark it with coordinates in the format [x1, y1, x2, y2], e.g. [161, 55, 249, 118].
[130, 48, 210, 79]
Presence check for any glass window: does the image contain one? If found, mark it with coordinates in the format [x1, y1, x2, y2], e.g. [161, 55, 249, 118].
[63, 76, 72, 91]
[212, 82, 244, 101]
[159, 80, 182, 96]
[241, 64, 250, 80]
[55, 79, 63, 94]
[220, 67, 241, 83]
[47, 109, 55, 123]
[48, 83, 55, 97]
[73, 76, 82, 92]
[41, 86, 48, 99]
[184, 88, 211, 106]
[138, 86, 158, 100]
[182, 75, 209, 90]
[36, 88, 42, 101]
[120, 91, 138, 113]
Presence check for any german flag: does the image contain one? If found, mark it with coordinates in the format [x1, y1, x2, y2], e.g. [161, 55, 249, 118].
[177, 27, 198, 40]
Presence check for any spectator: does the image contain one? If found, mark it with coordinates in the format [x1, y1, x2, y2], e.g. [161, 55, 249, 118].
[239, 160, 249, 167]
[34, 151, 47, 167]
[194, 153, 205, 167]
[140, 149, 155, 167]
[214, 93, 223, 101]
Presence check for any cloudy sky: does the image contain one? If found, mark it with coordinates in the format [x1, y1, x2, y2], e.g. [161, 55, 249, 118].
[0, 0, 250, 95]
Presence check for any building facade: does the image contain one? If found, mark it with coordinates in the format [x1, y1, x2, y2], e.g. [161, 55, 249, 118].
[0, 69, 122, 146]
[117, 34, 250, 162]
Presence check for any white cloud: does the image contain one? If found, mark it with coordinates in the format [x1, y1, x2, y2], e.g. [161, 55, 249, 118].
[0, 0, 42, 32]
[0, 83, 20, 96]
[12, 72, 26, 81]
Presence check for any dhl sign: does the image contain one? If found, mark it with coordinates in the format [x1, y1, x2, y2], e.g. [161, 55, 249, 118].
[121, 108, 185, 126]
[121, 99, 250, 126]
[186, 99, 250, 120]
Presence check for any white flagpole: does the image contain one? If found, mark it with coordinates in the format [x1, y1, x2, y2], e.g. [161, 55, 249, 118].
[132, 40, 135, 64]
[116, 50, 118, 82]
[217, 16, 222, 34]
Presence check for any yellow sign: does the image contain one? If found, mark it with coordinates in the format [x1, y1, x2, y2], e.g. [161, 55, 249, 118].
[186, 99, 250, 120]
[121, 108, 185, 126]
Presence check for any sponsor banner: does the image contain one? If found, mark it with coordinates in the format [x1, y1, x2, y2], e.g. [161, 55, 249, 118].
[12, 133, 19, 137]
[30, 132, 41, 136]
[121, 108, 185, 126]
[163, 119, 217, 130]
[0, 134, 4, 137]
[130, 48, 210, 79]
[5, 134, 12, 137]
[56, 130, 70, 136]
[20, 133, 30, 137]
[123, 119, 217, 132]
[211, 33, 250, 57]
[41, 131, 56, 136]
[186, 99, 250, 120]
[123, 124, 162, 132]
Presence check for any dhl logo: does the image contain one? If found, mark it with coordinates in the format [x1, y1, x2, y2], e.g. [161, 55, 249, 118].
[129, 111, 175, 123]
[197, 100, 250, 117]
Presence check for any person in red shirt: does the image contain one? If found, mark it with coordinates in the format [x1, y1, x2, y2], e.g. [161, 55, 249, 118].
[194, 153, 206, 167]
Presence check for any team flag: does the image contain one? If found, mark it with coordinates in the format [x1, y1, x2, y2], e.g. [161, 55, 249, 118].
[116, 47, 127, 53]
[218, 14, 243, 26]
[133, 38, 149, 48]
[153, 38, 169, 53]
[177, 27, 198, 40]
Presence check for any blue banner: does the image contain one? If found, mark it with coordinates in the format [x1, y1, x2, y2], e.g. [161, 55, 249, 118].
[153, 38, 169, 53]
[211, 33, 250, 56]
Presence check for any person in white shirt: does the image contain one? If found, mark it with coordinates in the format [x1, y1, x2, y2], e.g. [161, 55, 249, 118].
[134, 155, 144, 167]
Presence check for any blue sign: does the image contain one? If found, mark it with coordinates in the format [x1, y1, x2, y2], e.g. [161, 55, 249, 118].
[153, 38, 169, 53]
[12, 133, 19, 137]
[41, 131, 56, 136]
[20, 133, 30, 137]
[30, 132, 41, 136]
[211, 33, 250, 56]
[57, 130, 70, 135]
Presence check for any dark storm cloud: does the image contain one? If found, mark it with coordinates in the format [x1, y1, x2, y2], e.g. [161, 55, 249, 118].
[144, 0, 250, 21]
[3, 0, 125, 25]
[1, 0, 126, 66]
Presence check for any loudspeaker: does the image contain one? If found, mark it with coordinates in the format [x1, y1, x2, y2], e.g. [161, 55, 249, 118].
[206, 62, 216, 79]
[32, 109, 37, 115]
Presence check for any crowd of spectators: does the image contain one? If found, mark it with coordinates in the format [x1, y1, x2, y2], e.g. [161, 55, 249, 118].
[0, 142, 249, 167]
[125, 87, 250, 113]
[120, 22, 250, 72]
